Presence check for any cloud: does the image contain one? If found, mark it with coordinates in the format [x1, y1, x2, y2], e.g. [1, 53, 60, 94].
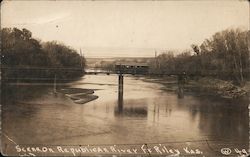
[4, 12, 71, 26]
[35, 13, 71, 25]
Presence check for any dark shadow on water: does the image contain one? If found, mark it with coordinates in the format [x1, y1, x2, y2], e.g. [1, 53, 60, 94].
[1, 84, 54, 119]
[180, 95, 249, 142]
[2, 84, 51, 104]
[114, 98, 148, 117]
[114, 106, 148, 117]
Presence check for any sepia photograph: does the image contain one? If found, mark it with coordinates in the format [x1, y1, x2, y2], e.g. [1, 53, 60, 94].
[0, 0, 249, 156]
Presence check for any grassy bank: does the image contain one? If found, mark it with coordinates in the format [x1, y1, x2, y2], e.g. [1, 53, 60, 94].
[144, 75, 249, 99]
[187, 77, 248, 99]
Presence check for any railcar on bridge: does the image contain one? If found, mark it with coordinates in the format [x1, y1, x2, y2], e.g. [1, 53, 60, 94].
[115, 62, 149, 74]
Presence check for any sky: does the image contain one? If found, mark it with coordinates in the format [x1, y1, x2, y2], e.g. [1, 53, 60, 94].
[1, 0, 249, 58]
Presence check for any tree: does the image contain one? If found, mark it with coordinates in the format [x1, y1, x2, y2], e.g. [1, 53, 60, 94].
[198, 28, 249, 85]
[191, 44, 200, 55]
[1, 27, 86, 81]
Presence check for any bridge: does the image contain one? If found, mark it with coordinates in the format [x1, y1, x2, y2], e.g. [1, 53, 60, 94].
[115, 62, 149, 74]
[1, 63, 218, 105]
[1, 64, 217, 98]
[1, 64, 220, 79]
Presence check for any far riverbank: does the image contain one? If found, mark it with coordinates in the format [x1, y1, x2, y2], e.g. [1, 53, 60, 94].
[142, 75, 249, 100]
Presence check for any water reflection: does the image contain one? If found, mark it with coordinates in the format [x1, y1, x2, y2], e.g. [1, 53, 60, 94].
[115, 99, 148, 117]
[118, 74, 123, 114]
[193, 97, 249, 142]
[2, 74, 249, 147]
[2, 84, 50, 103]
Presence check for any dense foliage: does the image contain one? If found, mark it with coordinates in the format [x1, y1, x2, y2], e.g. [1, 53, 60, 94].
[1, 28, 86, 81]
[149, 28, 250, 85]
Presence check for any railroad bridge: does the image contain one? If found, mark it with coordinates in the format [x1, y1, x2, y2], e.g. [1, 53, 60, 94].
[115, 62, 149, 75]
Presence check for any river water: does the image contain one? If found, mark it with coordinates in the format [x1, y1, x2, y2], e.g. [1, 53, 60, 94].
[2, 74, 249, 155]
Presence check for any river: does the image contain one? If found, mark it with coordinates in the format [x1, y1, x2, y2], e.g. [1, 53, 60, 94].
[2, 74, 249, 156]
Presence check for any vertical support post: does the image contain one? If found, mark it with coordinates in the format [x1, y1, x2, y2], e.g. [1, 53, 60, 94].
[80, 48, 84, 74]
[118, 74, 124, 112]
[54, 74, 57, 94]
[177, 73, 185, 98]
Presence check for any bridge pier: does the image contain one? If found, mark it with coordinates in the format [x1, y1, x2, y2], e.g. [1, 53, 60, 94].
[118, 74, 124, 112]
[53, 74, 57, 94]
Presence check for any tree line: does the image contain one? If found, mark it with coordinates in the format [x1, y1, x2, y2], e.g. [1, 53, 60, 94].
[97, 28, 249, 86]
[149, 28, 249, 85]
[1, 27, 86, 82]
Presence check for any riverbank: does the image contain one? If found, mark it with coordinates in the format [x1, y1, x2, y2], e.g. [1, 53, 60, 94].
[143, 76, 249, 99]
[187, 77, 248, 99]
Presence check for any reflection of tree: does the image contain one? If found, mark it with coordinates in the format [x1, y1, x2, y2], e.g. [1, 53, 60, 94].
[2, 85, 49, 104]
[2, 85, 52, 128]
[190, 97, 249, 142]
